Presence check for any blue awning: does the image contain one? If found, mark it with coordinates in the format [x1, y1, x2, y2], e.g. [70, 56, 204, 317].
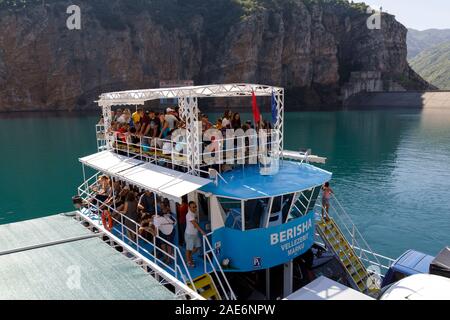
[200, 161, 332, 200]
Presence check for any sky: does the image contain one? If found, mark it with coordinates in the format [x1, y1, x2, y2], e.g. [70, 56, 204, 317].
[354, 0, 450, 30]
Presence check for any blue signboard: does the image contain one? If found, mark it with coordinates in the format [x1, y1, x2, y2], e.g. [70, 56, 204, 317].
[212, 211, 315, 272]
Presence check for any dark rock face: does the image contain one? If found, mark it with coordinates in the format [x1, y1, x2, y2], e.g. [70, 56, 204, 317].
[0, 0, 431, 112]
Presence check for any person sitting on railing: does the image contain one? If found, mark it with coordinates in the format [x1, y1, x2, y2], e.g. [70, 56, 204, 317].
[153, 202, 176, 265]
[185, 201, 207, 268]
[103, 180, 123, 211]
[321, 182, 334, 221]
[118, 191, 139, 243]
[90, 175, 111, 210]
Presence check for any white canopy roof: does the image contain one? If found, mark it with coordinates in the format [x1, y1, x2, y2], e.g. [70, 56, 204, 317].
[98, 83, 283, 106]
[284, 276, 374, 301]
[79, 151, 212, 202]
[119, 162, 212, 201]
[79, 151, 143, 174]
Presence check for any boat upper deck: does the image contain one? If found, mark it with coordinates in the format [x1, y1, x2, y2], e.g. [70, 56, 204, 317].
[200, 161, 332, 199]
[0, 214, 181, 300]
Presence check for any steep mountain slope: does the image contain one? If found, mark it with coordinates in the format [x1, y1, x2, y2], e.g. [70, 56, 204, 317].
[0, 0, 431, 111]
[407, 28, 450, 59]
[410, 41, 450, 89]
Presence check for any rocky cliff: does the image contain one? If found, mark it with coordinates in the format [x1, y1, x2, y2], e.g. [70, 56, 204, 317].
[0, 0, 432, 112]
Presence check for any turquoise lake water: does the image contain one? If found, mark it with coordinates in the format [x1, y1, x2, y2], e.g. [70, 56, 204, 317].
[1, 109, 450, 259]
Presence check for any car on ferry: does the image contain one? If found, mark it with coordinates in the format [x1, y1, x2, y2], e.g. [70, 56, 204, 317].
[381, 247, 450, 288]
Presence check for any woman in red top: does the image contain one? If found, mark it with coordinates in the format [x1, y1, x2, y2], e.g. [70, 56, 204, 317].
[116, 124, 128, 143]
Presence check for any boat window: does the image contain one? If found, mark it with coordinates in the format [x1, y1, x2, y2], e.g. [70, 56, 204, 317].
[307, 186, 321, 212]
[281, 193, 295, 222]
[244, 198, 270, 230]
[198, 193, 209, 222]
[217, 197, 242, 230]
[289, 187, 319, 219]
[267, 194, 294, 227]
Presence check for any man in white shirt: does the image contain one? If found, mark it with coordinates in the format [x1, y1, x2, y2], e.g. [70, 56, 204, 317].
[185, 201, 206, 267]
[165, 107, 179, 130]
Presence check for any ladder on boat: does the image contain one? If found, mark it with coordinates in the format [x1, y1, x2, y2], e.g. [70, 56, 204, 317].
[316, 195, 382, 295]
[317, 218, 374, 293]
[188, 274, 221, 300]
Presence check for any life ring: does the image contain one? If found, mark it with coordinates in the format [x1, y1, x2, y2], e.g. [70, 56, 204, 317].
[101, 210, 114, 231]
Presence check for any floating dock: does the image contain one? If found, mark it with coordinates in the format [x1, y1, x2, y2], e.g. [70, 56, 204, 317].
[0, 213, 194, 300]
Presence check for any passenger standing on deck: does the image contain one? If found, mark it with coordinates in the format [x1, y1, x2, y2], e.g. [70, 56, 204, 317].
[176, 196, 189, 246]
[119, 191, 139, 243]
[164, 107, 179, 131]
[132, 108, 144, 131]
[321, 182, 334, 221]
[138, 190, 155, 218]
[153, 203, 176, 264]
[185, 201, 206, 268]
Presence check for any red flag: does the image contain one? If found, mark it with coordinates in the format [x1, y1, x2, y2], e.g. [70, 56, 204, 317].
[252, 91, 261, 124]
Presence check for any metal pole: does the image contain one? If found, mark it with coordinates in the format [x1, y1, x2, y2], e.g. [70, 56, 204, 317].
[352, 225, 355, 249]
[241, 200, 245, 231]
[82, 164, 86, 183]
[283, 260, 293, 298]
[121, 213, 124, 242]
[266, 268, 271, 300]
[111, 177, 116, 210]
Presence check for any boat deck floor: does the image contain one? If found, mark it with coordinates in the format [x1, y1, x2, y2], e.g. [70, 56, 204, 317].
[0, 214, 180, 300]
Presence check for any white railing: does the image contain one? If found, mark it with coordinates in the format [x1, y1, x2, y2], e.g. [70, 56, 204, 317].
[103, 128, 280, 174]
[202, 232, 237, 300]
[77, 175, 196, 291]
[315, 193, 393, 275]
[107, 131, 190, 171]
[96, 124, 107, 152]
[352, 246, 395, 274]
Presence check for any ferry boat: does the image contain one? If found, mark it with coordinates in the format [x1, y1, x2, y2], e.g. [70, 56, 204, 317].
[72, 83, 450, 300]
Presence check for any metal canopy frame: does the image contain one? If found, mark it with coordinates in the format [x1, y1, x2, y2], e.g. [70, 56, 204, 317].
[98, 83, 285, 176]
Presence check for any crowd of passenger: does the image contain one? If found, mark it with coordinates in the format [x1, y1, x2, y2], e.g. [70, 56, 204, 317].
[98, 106, 274, 148]
[88, 107, 278, 268]
[84, 174, 206, 268]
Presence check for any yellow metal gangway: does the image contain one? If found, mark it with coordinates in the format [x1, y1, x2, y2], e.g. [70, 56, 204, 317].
[316, 195, 383, 294]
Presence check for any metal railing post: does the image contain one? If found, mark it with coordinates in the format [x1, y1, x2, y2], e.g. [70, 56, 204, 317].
[121, 214, 124, 242]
